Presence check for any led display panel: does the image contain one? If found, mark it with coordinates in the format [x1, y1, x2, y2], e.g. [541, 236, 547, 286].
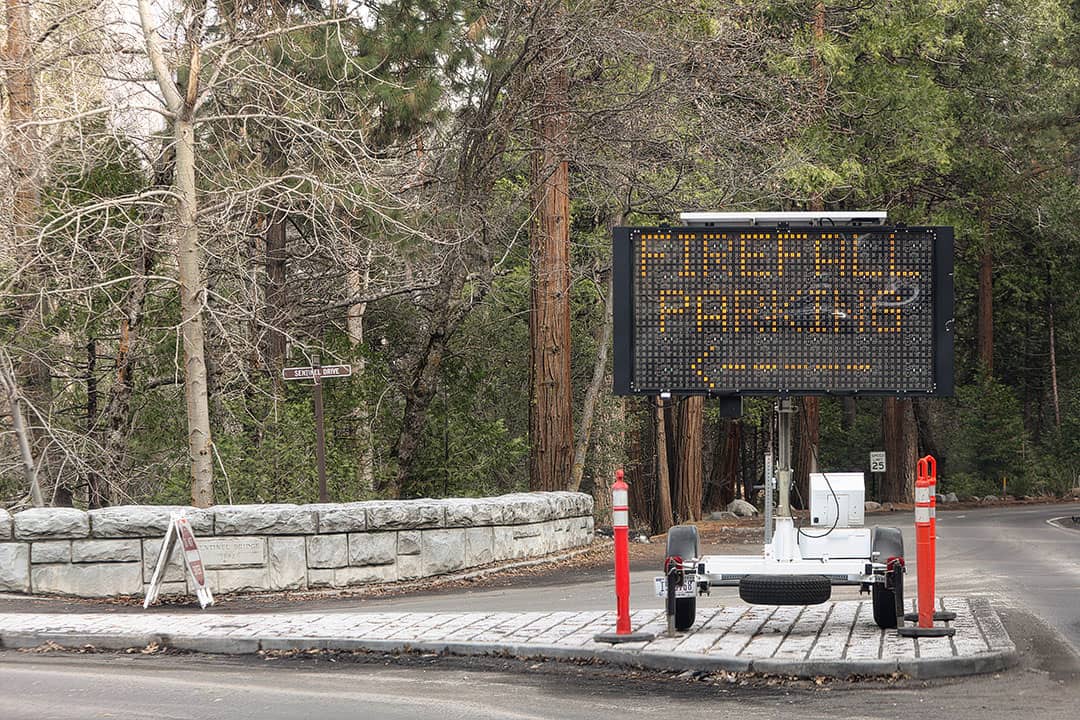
[612, 226, 954, 396]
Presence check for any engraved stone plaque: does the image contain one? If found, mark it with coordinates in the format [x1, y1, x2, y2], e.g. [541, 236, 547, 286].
[198, 537, 267, 569]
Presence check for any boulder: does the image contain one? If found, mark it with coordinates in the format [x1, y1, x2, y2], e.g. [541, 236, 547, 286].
[727, 499, 758, 517]
[944, 492, 959, 503]
[864, 501, 882, 512]
[710, 511, 738, 521]
[981, 495, 1000, 504]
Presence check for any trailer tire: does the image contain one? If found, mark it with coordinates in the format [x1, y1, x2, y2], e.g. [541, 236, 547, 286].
[666, 525, 699, 630]
[871, 527, 905, 629]
[738, 574, 831, 606]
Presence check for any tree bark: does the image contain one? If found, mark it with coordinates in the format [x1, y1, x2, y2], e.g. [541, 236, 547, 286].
[625, 399, 652, 528]
[570, 271, 612, 492]
[673, 396, 704, 522]
[85, 338, 105, 509]
[6, 0, 56, 500]
[264, 207, 288, 374]
[653, 397, 674, 533]
[882, 398, 916, 503]
[978, 248, 994, 375]
[346, 244, 375, 494]
[528, 8, 573, 493]
[1048, 299, 1060, 429]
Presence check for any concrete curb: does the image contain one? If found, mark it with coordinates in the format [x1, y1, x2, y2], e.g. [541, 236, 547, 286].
[0, 627, 1017, 679]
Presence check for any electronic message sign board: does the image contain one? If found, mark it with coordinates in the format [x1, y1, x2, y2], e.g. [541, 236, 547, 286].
[613, 225, 953, 396]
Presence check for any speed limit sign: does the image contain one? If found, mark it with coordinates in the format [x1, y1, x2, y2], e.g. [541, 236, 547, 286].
[869, 451, 886, 473]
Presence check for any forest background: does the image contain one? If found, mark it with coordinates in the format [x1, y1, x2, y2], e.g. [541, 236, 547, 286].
[3, 0, 1079, 533]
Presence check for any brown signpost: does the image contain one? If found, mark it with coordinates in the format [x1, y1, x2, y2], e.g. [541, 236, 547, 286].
[282, 355, 352, 502]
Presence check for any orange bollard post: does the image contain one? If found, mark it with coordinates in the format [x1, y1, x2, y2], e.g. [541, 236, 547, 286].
[594, 469, 655, 644]
[899, 454, 955, 637]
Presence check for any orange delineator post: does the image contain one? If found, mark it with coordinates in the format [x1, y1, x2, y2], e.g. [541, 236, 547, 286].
[594, 470, 654, 643]
[915, 456, 935, 628]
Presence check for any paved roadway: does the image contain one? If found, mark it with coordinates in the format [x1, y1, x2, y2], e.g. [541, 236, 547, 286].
[1, 502, 1078, 719]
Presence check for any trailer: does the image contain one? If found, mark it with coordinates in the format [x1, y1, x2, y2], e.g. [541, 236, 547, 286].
[611, 210, 955, 634]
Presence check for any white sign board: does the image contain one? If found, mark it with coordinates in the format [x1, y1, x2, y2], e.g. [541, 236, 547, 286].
[144, 512, 214, 609]
[869, 451, 887, 473]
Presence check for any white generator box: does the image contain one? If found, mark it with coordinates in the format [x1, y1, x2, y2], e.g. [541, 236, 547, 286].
[798, 527, 872, 560]
[809, 472, 865, 528]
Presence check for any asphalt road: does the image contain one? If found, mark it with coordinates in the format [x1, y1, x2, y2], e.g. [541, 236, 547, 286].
[1, 502, 1078, 719]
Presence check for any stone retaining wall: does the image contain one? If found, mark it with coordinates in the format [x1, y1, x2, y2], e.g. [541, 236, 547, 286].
[0, 493, 594, 598]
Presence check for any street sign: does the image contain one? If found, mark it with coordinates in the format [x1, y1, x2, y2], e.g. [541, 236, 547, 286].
[870, 451, 886, 473]
[282, 364, 353, 380]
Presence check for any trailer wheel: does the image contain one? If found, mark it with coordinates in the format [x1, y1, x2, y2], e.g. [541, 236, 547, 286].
[739, 574, 832, 605]
[666, 525, 699, 630]
[871, 526, 904, 629]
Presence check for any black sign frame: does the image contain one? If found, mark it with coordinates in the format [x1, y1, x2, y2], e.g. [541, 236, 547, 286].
[612, 225, 954, 397]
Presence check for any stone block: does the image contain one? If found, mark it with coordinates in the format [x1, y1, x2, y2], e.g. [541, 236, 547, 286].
[31, 541, 72, 564]
[89, 506, 213, 537]
[333, 564, 397, 587]
[144, 580, 188, 597]
[0, 509, 12, 540]
[210, 568, 270, 593]
[364, 500, 443, 530]
[306, 534, 348, 569]
[199, 536, 267, 569]
[269, 537, 306, 591]
[31, 562, 142, 597]
[142, 538, 186, 583]
[492, 526, 518, 561]
[397, 530, 421, 556]
[213, 504, 317, 535]
[512, 523, 543, 539]
[14, 508, 89, 540]
[396, 554, 422, 581]
[313, 503, 368, 534]
[307, 568, 335, 588]
[421, 529, 466, 576]
[348, 532, 396, 566]
[465, 527, 494, 567]
[0, 543, 30, 592]
[72, 539, 141, 563]
[443, 499, 499, 527]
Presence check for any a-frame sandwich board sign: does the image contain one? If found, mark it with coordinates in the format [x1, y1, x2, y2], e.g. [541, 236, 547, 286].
[143, 512, 214, 609]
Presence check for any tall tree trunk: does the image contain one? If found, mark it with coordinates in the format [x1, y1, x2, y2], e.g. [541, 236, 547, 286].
[138, 0, 214, 506]
[625, 399, 651, 527]
[346, 244, 375, 494]
[978, 248, 994, 375]
[264, 207, 288, 374]
[1048, 299, 1060, 429]
[653, 397, 674, 534]
[882, 398, 916, 503]
[795, 398, 819, 509]
[176, 117, 215, 508]
[6, 0, 57, 501]
[570, 270, 612, 491]
[85, 338, 105, 508]
[673, 396, 704, 522]
[912, 398, 943, 464]
[528, 8, 573, 492]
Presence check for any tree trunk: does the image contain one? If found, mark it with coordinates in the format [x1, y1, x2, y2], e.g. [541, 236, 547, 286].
[653, 397, 674, 533]
[6, 0, 56, 501]
[705, 419, 739, 510]
[570, 271, 612, 492]
[977, 248, 993, 375]
[673, 396, 704, 522]
[912, 398, 943, 464]
[528, 11, 573, 493]
[882, 398, 916, 503]
[176, 117, 215, 507]
[85, 338, 106, 509]
[1048, 299, 1060, 429]
[346, 244, 375, 494]
[264, 207, 288, 374]
[625, 399, 651, 528]
[795, 397, 819, 509]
